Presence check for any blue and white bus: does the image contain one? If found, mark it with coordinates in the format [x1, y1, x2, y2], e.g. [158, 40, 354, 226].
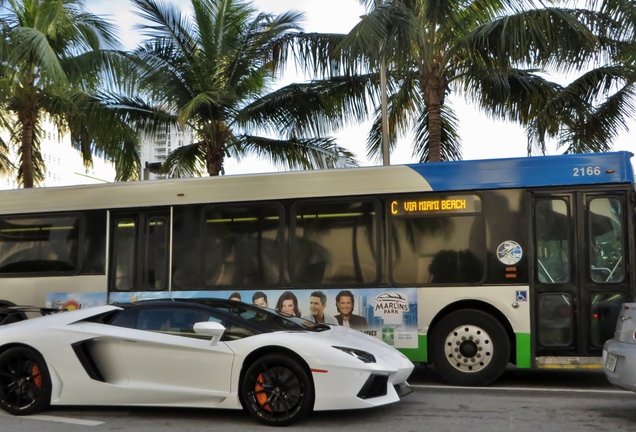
[0, 151, 633, 386]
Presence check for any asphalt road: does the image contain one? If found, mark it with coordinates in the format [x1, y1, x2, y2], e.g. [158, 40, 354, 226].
[409, 364, 614, 389]
[1, 366, 631, 432]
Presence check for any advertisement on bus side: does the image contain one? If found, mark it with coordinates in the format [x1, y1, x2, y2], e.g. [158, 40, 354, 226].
[46, 287, 418, 348]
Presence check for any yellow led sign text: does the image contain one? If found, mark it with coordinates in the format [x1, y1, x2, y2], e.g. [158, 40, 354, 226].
[390, 195, 480, 216]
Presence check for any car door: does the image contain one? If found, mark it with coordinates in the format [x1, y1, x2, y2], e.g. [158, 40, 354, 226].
[98, 307, 235, 397]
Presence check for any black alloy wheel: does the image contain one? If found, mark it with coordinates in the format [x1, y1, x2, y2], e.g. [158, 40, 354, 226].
[0, 347, 52, 415]
[241, 353, 314, 426]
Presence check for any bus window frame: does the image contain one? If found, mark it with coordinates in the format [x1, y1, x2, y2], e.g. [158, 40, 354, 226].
[289, 196, 382, 287]
[387, 192, 487, 287]
[199, 201, 286, 289]
[0, 212, 84, 277]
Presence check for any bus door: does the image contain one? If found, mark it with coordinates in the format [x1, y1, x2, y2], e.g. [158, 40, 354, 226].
[109, 209, 171, 294]
[532, 191, 630, 360]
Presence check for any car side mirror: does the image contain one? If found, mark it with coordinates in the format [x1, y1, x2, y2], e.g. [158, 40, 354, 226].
[193, 321, 225, 345]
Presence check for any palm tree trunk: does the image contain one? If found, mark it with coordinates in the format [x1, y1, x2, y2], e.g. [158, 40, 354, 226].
[421, 68, 446, 162]
[205, 145, 224, 176]
[427, 104, 442, 162]
[20, 115, 36, 189]
[204, 122, 230, 176]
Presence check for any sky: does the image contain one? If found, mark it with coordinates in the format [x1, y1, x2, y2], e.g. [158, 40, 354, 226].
[86, 0, 635, 175]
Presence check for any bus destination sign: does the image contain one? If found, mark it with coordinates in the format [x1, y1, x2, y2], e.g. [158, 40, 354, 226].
[390, 195, 481, 216]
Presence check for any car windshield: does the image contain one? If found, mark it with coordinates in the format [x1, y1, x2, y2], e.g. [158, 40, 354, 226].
[181, 299, 330, 332]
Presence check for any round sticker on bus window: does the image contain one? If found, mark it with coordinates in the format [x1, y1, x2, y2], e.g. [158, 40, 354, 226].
[497, 241, 523, 265]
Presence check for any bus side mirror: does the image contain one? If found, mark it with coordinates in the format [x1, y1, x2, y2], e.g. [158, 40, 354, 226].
[193, 321, 225, 345]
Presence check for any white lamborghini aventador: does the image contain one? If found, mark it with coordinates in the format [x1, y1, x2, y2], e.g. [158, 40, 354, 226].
[0, 298, 413, 426]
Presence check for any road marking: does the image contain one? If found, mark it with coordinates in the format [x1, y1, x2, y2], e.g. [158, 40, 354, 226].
[0, 411, 104, 426]
[410, 384, 632, 395]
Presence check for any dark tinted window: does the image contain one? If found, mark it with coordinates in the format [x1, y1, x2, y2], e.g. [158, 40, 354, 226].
[0, 215, 80, 274]
[145, 217, 168, 290]
[81, 211, 106, 274]
[538, 293, 572, 346]
[112, 218, 136, 291]
[590, 293, 625, 347]
[172, 206, 203, 289]
[134, 306, 256, 340]
[291, 200, 378, 285]
[137, 308, 211, 332]
[110, 309, 139, 328]
[535, 199, 570, 284]
[202, 204, 283, 287]
[589, 197, 624, 283]
[390, 195, 485, 285]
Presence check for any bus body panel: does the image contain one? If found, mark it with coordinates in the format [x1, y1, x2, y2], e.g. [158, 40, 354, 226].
[0, 151, 634, 386]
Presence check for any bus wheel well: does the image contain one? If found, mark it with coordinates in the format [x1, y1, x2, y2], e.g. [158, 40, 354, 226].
[428, 300, 516, 365]
[238, 346, 314, 409]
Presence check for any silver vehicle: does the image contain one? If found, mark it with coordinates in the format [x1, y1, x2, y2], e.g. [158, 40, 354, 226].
[603, 303, 636, 392]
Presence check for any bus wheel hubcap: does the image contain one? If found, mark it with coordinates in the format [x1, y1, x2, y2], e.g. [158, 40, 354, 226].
[443, 325, 493, 373]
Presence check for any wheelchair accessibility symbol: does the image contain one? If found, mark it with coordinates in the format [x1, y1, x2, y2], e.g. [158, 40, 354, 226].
[515, 290, 528, 302]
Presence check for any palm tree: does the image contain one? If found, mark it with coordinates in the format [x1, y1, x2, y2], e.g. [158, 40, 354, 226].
[526, 0, 636, 154]
[0, 0, 139, 188]
[121, 0, 358, 178]
[311, 0, 615, 162]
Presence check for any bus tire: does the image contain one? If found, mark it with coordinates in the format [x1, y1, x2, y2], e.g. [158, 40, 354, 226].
[430, 309, 510, 386]
[0, 300, 27, 325]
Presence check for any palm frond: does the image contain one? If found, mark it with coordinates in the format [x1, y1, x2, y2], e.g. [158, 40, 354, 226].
[159, 142, 206, 178]
[366, 71, 422, 163]
[236, 75, 376, 137]
[229, 134, 359, 170]
[411, 104, 463, 162]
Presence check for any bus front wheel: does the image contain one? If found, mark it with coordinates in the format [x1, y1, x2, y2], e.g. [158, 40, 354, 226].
[430, 309, 510, 386]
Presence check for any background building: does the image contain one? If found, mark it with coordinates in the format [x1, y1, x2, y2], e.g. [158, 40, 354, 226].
[0, 117, 116, 190]
[141, 124, 193, 180]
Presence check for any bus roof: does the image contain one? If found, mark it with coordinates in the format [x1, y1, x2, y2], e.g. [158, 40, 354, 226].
[0, 151, 633, 214]
[406, 151, 635, 191]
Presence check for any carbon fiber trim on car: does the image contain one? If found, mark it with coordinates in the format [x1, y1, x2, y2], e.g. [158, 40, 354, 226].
[71, 340, 106, 382]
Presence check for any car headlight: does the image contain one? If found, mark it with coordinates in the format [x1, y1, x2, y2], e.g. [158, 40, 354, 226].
[332, 346, 376, 363]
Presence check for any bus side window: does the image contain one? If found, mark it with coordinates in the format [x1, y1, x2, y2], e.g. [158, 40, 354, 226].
[291, 200, 379, 286]
[112, 218, 137, 291]
[589, 197, 624, 283]
[145, 217, 168, 290]
[535, 199, 570, 284]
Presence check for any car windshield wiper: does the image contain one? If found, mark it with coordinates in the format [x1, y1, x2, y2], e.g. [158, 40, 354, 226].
[310, 323, 332, 332]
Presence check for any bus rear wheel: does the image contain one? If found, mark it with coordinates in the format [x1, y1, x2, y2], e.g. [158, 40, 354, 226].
[430, 309, 510, 386]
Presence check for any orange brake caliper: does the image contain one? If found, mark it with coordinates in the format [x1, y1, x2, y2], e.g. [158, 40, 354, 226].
[255, 373, 271, 411]
[31, 365, 42, 388]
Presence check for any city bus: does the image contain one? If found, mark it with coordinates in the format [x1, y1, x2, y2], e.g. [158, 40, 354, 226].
[0, 151, 633, 386]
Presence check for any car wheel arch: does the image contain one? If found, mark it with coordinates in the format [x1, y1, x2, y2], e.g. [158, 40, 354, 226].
[238, 346, 314, 409]
[0, 342, 43, 358]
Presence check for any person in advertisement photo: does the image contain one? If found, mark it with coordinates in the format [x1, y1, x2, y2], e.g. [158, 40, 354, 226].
[252, 291, 268, 308]
[301, 291, 338, 324]
[334, 290, 368, 329]
[275, 291, 302, 317]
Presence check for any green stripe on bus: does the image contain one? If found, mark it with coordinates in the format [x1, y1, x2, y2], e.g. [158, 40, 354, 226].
[516, 333, 531, 368]
[398, 335, 428, 363]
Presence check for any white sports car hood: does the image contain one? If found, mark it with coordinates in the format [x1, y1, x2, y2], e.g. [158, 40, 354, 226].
[300, 325, 405, 357]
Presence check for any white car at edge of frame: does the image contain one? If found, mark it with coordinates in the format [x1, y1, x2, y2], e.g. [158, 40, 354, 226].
[603, 302, 636, 392]
[0, 298, 414, 426]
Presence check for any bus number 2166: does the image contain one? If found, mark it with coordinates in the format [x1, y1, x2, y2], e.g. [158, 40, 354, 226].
[573, 166, 601, 176]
